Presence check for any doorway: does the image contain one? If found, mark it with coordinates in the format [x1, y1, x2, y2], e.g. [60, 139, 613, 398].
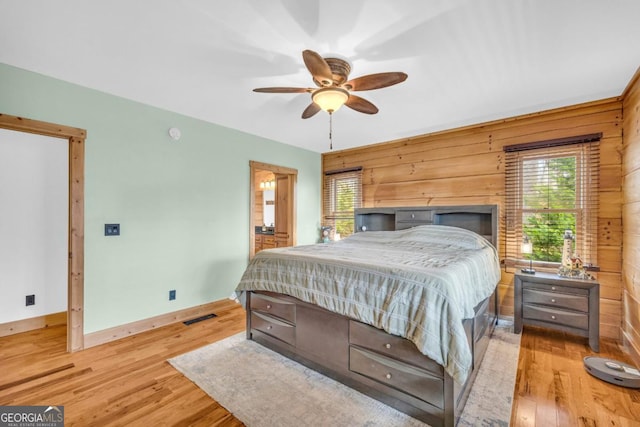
[0, 128, 68, 337]
[249, 161, 297, 259]
[0, 113, 85, 352]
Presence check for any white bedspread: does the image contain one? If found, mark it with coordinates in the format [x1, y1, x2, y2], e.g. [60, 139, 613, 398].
[236, 225, 501, 383]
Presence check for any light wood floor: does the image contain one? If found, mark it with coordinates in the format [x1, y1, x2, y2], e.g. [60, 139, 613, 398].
[1, 300, 638, 426]
[0, 299, 245, 427]
[511, 325, 640, 427]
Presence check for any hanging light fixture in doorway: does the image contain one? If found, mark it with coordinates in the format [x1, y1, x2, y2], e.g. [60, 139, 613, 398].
[260, 180, 275, 190]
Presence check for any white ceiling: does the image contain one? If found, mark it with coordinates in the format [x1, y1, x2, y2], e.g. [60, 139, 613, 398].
[1, 0, 639, 153]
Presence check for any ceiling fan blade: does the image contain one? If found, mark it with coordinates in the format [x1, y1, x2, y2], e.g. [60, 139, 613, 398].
[253, 87, 311, 93]
[302, 50, 333, 86]
[345, 95, 379, 114]
[301, 102, 321, 119]
[344, 72, 408, 91]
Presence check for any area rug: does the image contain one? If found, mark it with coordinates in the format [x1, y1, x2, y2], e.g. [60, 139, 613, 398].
[168, 321, 520, 427]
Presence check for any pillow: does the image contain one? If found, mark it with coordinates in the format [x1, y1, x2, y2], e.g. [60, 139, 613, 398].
[399, 225, 488, 250]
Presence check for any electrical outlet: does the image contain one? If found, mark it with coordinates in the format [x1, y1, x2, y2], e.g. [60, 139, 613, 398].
[169, 290, 176, 301]
[26, 294, 35, 306]
[105, 224, 120, 236]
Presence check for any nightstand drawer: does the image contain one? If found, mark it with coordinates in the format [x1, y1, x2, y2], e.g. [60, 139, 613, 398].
[523, 288, 588, 312]
[514, 272, 599, 352]
[523, 304, 588, 330]
[521, 281, 588, 297]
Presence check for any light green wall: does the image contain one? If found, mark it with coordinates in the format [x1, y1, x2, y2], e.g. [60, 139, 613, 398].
[0, 63, 322, 334]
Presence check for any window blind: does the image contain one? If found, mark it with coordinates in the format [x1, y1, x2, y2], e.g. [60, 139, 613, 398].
[323, 167, 363, 239]
[504, 134, 600, 270]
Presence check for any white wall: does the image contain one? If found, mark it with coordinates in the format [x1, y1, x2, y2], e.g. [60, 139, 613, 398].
[0, 128, 68, 323]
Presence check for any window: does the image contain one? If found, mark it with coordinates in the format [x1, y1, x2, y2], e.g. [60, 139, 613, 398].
[323, 167, 363, 239]
[504, 134, 600, 270]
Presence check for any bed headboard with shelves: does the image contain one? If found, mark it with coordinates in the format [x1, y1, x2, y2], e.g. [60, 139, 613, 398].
[354, 205, 498, 248]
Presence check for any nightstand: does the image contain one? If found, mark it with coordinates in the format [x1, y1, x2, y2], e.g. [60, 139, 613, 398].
[514, 271, 599, 352]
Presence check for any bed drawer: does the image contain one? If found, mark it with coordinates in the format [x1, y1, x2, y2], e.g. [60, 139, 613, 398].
[251, 311, 295, 346]
[350, 346, 444, 409]
[473, 298, 491, 342]
[396, 210, 433, 222]
[349, 321, 442, 375]
[523, 288, 588, 312]
[523, 304, 588, 330]
[251, 292, 296, 324]
[395, 211, 434, 230]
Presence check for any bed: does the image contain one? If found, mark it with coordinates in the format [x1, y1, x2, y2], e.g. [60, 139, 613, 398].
[236, 205, 500, 427]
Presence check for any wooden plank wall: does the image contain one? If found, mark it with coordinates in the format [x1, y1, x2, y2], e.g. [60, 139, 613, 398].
[323, 98, 623, 339]
[622, 67, 640, 361]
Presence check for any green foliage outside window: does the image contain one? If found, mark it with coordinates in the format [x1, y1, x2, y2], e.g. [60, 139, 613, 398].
[335, 218, 354, 237]
[522, 156, 577, 263]
[335, 178, 356, 237]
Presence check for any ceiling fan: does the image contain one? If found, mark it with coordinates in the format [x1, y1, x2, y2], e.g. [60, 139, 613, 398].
[253, 50, 408, 119]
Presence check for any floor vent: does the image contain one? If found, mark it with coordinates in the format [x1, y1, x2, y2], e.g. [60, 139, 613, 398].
[183, 313, 217, 325]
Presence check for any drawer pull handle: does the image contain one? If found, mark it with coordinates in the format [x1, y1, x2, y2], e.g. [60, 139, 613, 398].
[385, 373, 392, 379]
[551, 299, 556, 303]
[551, 286, 556, 291]
[266, 304, 272, 309]
[267, 325, 272, 330]
[411, 214, 415, 219]
[384, 343, 392, 349]
[551, 315, 556, 320]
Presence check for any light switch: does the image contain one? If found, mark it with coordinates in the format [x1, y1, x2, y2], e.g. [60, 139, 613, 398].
[105, 224, 120, 236]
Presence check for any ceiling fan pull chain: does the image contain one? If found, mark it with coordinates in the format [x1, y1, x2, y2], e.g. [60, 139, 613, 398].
[329, 112, 333, 150]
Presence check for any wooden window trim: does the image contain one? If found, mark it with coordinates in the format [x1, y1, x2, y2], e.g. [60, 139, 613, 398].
[322, 168, 363, 239]
[503, 133, 602, 152]
[504, 136, 600, 272]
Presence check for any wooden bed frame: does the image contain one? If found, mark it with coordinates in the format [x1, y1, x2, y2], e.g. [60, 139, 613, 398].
[245, 205, 499, 427]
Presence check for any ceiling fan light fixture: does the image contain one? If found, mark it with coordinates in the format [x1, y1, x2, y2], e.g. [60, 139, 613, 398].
[253, 50, 407, 121]
[312, 87, 349, 113]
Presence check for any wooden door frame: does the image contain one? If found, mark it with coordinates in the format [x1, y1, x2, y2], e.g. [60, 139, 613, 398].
[0, 113, 85, 352]
[249, 161, 297, 259]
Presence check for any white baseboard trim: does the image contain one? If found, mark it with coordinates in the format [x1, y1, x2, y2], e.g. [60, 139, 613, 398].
[83, 300, 233, 349]
[0, 311, 67, 338]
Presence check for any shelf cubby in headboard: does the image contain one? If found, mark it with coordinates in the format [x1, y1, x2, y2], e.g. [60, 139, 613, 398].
[354, 205, 498, 248]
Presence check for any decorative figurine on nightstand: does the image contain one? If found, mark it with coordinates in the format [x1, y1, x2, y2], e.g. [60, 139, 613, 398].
[557, 229, 593, 279]
[521, 235, 535, 274]
[560, 229, 574, 269]
[321, 226, 332, 243]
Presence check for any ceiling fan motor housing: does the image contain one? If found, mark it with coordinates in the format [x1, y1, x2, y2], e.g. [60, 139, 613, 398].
[321, 57, 351, 86]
